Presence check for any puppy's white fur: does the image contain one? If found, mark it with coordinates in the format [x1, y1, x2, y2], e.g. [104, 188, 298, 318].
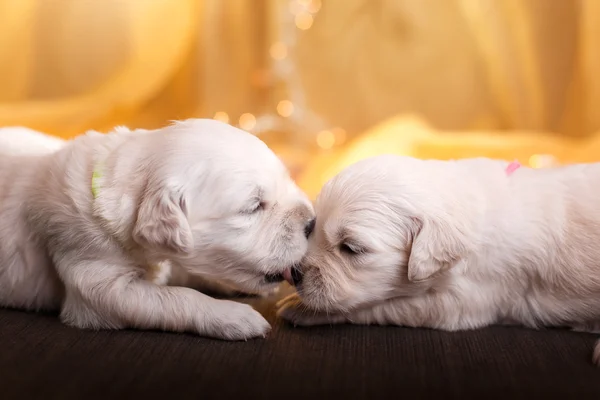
[0, 119, 314, 340]
[0, 127, 65, 156]
[278, 155, 600, 365]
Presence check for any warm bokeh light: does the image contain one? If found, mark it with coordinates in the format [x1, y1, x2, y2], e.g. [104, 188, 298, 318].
[239, 113, 256, 131]
[316, 130, 335, 149]
[269, 42, 287, 60]
[295, 13, 313, 30]
[529, 154, 556, 168]
[213, 111, 229, 124]
[276, 100, 294, 117]
[529, 154, 542, 168]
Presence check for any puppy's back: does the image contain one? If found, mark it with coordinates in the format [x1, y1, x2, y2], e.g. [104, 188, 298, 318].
[0, 127, 65, 156]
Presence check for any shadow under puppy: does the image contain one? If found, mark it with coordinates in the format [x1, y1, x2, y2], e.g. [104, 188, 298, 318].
[278, 155, 600, 365]
[0, 119, 314, 340]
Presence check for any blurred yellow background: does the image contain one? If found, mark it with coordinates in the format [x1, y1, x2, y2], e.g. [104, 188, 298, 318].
[2, 0, 600, 198]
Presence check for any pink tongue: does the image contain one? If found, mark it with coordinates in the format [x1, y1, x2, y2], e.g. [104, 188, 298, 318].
[283, 268, 294, 286]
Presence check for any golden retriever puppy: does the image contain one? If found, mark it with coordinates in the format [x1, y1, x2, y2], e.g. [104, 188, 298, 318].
[0, 125, 249, 298]
[277, 155, 600, 365]
[0, 119, 314, 340]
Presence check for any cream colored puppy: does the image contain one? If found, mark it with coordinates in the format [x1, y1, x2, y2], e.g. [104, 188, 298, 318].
[0, 125, 248, 298]
[0, 119, 314, 340]
[277, 155, 600, 365]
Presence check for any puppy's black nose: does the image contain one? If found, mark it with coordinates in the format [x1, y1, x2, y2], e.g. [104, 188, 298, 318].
[291, 267, 303, 286]
[304, 218, 316, 238]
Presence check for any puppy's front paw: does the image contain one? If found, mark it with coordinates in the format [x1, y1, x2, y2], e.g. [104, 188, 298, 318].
[276, 293, 344, 327]
[205, 300, 271, 340]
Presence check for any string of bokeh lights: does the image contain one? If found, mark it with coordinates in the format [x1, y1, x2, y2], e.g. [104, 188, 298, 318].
[212, 0, 346, 151]
[209, 0, 557, 168]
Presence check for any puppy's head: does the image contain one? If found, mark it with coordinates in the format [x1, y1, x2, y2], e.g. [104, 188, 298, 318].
[131, 119, 314, 292]
[293, 155, 478, 312]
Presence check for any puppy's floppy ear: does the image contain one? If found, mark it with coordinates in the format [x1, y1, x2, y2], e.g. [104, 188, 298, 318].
[133, 183, 193, 254]
[407, 216, 470, 282]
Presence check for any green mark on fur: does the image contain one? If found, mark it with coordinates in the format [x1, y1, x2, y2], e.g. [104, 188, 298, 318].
[91, 164, 102, 199]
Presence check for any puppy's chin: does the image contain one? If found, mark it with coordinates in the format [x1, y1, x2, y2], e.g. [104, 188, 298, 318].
[224, 235, 309, 292]
[295, 263, 423, 313]
[298, 272, 439, 313]
[294, 276, 361, 313]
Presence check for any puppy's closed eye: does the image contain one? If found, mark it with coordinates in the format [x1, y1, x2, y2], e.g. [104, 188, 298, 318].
[339, 242, 365, 255]
[243, 199, 265, 214]
[242, 187, 267, 214]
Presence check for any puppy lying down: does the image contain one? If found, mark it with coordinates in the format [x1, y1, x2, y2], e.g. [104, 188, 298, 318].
[277, 155, 600, 365]
[0, 119, 314, 340]
[0, 126, 251, 297]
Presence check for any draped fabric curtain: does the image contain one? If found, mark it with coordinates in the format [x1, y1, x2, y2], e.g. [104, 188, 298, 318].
[0, 0, 598, 140]
[0, 0, 201, 137]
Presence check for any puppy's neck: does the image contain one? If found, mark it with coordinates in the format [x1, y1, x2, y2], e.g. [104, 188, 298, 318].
[89, 130, 157, 251]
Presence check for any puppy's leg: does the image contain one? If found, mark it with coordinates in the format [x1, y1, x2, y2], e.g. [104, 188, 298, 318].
[165, 261, 241, 296]
[277, 292, 492, 331]
[59, 260, 270, 340]
[182, 275, 245, 297]
[167, 262, 279, 298]
[185, 274, 280, 298]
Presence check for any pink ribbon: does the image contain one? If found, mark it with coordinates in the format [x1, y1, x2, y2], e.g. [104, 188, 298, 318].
[505, 160, 521, 176]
